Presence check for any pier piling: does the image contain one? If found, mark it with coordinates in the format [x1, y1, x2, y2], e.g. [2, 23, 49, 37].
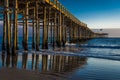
[4, 0, 11, 55]
[23, 2, 29, 51]
[42, 6, 48, 49]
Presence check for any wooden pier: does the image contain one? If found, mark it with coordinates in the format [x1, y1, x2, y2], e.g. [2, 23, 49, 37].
[0, 0, 99, 54]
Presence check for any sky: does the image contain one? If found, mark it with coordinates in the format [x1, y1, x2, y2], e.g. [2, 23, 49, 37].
[59, 0, 120, 29]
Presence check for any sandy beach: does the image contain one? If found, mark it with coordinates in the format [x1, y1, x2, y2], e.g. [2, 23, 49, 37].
[0, 67, 68, 80]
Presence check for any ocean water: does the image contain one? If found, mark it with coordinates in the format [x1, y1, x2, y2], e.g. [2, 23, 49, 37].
[0, 37, 120, 79]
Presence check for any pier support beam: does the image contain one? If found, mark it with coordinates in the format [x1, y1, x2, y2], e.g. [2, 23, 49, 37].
[36, 20, 40, 51]
[59, 13, 62, 47]
[22, 12, 25, 49]
[9, 13, 12, 48]
[12, 0, 18, 55]
[77, 25, 80, 41]
[65, 26, 67, 43]
[62, 15, 66, 46]
[73, 24, 76, 43]
[56, 12, 62, 47]
[47, 7, 51, 45]
[32, 21, 35, 50]
[35, 2, 40, 51]
[84, 28, 86, 40]
[50, 21, 53, 44]
[81, 28, 83, 41]
[79, 27, 81, 40]
[69, 21, 73, 43]
[69, 24, 71, 43]
[23, 2, 29, 51]
[2, 2, 7, 51]
[32, 9, 36, 50]
[53, 12, 57, 48]
[42, 6, 48, 49]
[4, 0, 11, 55]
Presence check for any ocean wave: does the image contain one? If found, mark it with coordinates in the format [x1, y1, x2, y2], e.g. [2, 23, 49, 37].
[80, 44, 120, 49]
[26, 49, 120, 61]
[0, 49, 120, 61]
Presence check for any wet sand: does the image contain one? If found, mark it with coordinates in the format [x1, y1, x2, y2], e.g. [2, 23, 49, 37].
[0, 68, 68, 80]
[1, 53, 120, 80]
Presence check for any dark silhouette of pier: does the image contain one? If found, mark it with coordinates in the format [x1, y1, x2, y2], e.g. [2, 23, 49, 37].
[0, 0, 103, 55]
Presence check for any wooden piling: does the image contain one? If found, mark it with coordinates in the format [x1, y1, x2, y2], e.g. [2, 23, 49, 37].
[47, 7, 51, 45]
[56, 12, 62, 47]
[50, 21, 53, 44]
[72, 23, 76, 43]
[81, 28, 84, 41]
[84, 28, 86, 40]
[12, 0, 18, 55]
[77, 26, 79, 41]
[36, 19, 40, 51]
[2, 6, 7, 51]
[62, 15, 65, 46]
[56, 13, 59, 46]
[22, 11, 25, 49]
[69, 22, 72, 43]
[24, 2, 29, 50]
[35, 2, 40, 51]
[42, 6, 48, 49]
[4, 0, 11, 55]
[79, 27, 82, 41]
[64, 25, 68, 44]
[16, 22, 19, 50]
[53, 12, 57, 47]
[32, 9, 35, 50]
[9, 13, 12, 48]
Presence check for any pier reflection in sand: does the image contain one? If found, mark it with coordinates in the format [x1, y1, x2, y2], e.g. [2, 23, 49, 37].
[1, 52, 87, 73]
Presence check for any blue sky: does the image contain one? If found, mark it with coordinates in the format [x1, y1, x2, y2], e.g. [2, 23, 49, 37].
[59, 0, 120, 29]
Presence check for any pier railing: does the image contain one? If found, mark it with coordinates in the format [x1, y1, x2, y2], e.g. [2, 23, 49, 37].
[45, 0, 86, 27]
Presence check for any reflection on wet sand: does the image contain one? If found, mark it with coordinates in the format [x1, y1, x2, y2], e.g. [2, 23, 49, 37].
[2, 52, 5, 67]
[22, 52, 28, 69]
[1, 52, 87, 74]
[31, 53, 35, 70]
[12, 54, 18, 68]
[35, 54, 40, 70]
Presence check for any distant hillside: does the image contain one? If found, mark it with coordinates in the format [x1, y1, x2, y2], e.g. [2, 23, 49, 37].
[92, 28, 120, 37]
